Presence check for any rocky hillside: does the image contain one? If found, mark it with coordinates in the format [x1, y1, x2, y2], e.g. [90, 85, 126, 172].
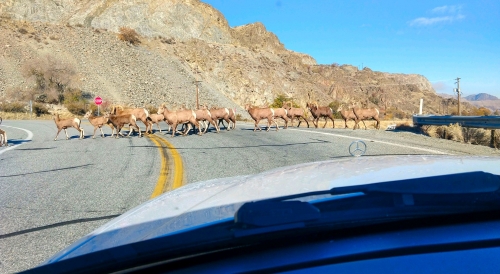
[0, 0, 443, 116]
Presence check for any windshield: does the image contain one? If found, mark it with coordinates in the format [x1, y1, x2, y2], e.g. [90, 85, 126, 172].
[1, 1, 499, 273]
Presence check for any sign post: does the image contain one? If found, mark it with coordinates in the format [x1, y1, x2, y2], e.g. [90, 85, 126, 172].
[94, 96, 103, 116]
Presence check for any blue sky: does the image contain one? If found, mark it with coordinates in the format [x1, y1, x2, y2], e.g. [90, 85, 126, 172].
[202, 0, 500, 98]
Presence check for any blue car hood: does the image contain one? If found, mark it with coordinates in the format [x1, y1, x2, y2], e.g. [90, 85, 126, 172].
[45, 155, 500, 263]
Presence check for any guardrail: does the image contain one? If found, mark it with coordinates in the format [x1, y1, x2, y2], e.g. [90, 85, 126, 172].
[413, 115, 500, 129]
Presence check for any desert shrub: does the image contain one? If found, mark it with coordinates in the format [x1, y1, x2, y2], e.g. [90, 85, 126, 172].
[18, 28, 28, 34]
[426, 124, 463, 142]
[328, 101, 342, 119]
[235, 113, 245, 121]
[462, 127, 488, 145]
[270, 94, 299, 108]
[494, 130, 500, 148]
[21, 54, 79, 104]
[62, 89, 85, 104]
[66, 102, 87, 115]
[32, 103, 50, 117]
[385, 107, 409, 120]
[1, 102, 26, 113]
[118, 27, 141, 45]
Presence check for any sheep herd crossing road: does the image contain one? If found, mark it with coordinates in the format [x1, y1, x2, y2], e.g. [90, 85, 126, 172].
[0, 118, 499, 273]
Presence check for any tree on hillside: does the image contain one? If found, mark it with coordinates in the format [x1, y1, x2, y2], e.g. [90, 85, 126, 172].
[21, 54, 80, 104]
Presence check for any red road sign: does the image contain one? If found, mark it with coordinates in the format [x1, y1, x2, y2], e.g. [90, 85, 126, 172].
[94, 96, 102, 105]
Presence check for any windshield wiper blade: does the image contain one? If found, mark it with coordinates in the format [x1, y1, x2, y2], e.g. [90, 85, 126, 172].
[332, 171, 500, 195]
[234, 172, 500, 234]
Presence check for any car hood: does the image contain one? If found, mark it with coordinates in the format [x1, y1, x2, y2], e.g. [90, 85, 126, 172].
[45, 155, 500, 263]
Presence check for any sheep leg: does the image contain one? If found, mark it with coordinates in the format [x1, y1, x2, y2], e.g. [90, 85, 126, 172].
[135, 123, 142, 137]
[353, 119, 360, 130]
[223, 118, 231, 131]
[171, 123, 178, 137]
[210, 120, 220, 133]
[99, 126, 105, 138]
[64, 129, 69, 140]
[272, 118, 279, 131]
[54, 128, 62, 140]
[92, 127, 98, 139]
[254, 118, 262, 131]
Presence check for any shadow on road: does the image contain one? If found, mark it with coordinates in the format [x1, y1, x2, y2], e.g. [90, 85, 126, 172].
[0, 164, 93, 178]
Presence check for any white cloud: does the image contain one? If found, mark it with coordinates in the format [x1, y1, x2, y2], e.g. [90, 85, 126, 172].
[431, 5, 462, 14]
[409, 5, 465, 27]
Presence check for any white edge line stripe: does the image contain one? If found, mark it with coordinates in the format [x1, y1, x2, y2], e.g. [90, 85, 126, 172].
[288, 128, 450, 155]
[0, 125, 34, 155]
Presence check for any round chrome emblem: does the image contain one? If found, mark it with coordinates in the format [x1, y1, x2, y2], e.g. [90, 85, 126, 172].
[349, 140, 367, 157]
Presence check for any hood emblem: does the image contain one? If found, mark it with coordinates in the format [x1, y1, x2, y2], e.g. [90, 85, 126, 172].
[349, 140, 367, 157]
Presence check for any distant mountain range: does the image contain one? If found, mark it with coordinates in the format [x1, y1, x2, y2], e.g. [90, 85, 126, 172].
[438, 93, 500, 112]
[463, 93, 500, 112]
[464, 93, 499, 101]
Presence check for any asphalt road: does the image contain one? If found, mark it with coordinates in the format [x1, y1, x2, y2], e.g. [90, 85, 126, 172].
[0, 119, 498, 273]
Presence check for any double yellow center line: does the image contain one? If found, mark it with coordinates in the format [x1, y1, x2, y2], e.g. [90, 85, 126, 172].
[147, 134, 184, 199]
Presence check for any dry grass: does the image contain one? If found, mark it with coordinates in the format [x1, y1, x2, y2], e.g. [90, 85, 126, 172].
[0, 111, 53, 120]
[118, 27, 141, 45]
[422, 123, 499, 148]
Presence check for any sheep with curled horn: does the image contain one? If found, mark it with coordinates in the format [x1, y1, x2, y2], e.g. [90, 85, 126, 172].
[306, 101, 335, 128]
[282, 101, 309, 128]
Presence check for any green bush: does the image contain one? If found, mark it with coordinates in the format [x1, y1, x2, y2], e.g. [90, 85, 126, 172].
[328, 101, 342, 119]
[270, 94, 300, 108]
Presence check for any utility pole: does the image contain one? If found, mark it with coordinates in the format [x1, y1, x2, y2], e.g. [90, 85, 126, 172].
[194, 67, 202, 109]
[455, 77, 461, 115]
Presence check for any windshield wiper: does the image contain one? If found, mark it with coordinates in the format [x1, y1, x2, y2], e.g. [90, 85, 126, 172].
[233, 171, 500, 236]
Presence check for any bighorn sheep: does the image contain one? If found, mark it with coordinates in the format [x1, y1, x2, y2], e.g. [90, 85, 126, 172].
[83, 111, 115, 138]
[337, 105, 363, 129]
[105, 113, 142, 138]
[244, 104, 279, 132]
[157, 103, 202, 137]
[217, 107, 236, 130]
[209, 107, 232, 131]
[53, 113, 85, 140]
[195, 107, 219, 133]
[149, 113, 166, 133]
[112, 106, 153, 134]
[353, 107, 381, 130]
[0, 117, 6, 147]
[272, 107, 289, 129]
[282, 102, 309, 128]
[306, 102, 335, 128]
[0, 128, 6, 147]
